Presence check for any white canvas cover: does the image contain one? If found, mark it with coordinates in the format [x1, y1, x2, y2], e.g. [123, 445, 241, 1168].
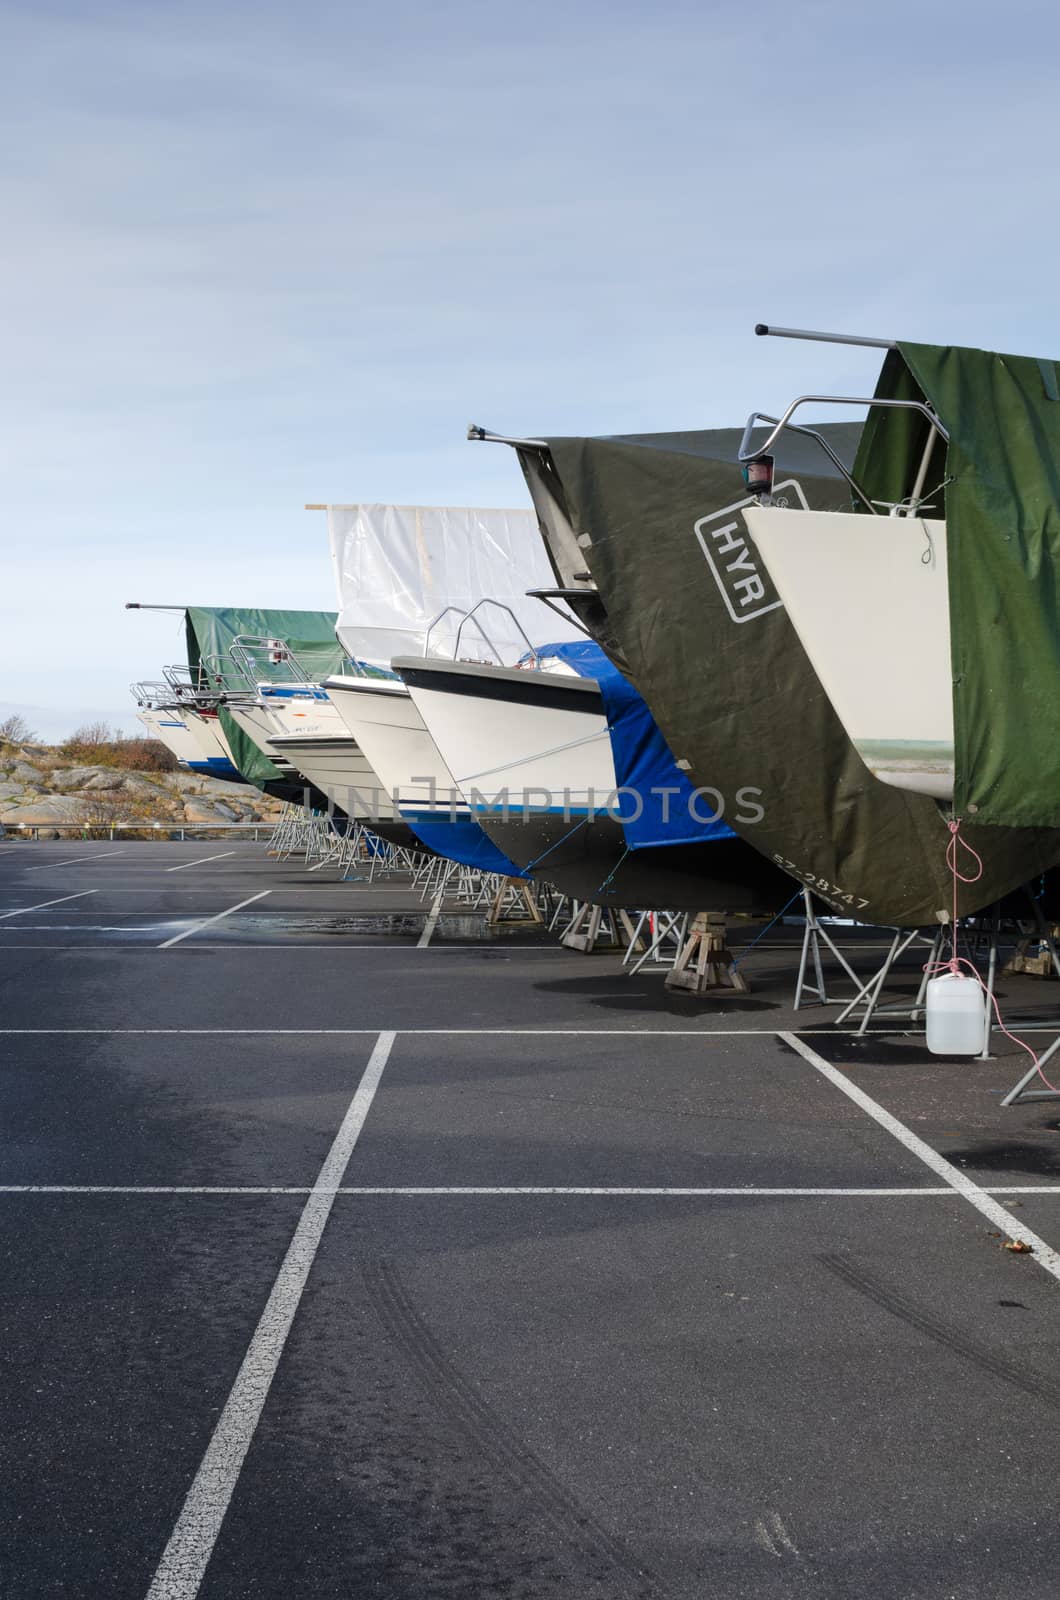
[326, 504, 580, 667]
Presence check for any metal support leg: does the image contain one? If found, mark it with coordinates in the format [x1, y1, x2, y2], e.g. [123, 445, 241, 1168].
[833, 928, 929, 1032]
[792, 890, 864, 1010]
[979, 904, 1001, 1059]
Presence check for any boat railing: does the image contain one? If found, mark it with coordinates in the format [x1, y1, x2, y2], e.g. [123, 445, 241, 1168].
[738, 395, 949, 517]
[742, 325, 951, 518]
[423, 599, 539, 667]
[157, 664, 228, 713]
[227, 635, 361, 690]
[199, 652, 254, 698]
[130, 681, 179, 710]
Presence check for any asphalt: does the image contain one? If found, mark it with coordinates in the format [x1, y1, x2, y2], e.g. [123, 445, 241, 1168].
[2, 840, 1060, 1598]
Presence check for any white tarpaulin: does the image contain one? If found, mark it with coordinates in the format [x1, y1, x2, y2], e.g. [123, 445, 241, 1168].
[326, 504, 581, 667]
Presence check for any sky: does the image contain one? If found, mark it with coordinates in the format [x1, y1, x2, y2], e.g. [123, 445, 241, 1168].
[1, 0, 1058, 739]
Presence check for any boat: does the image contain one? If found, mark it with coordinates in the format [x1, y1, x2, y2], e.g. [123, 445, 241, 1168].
[738, 329, 1060, 831]
[742, 507, 953, 797]
[477, 409, 1060, 925]
[318, 502, 588, 871]
[130, 605, 371, 812]
[395, 653, 793, 911]
[323, 674, 528, 874]
[178, 704, 245, 781]
[130, 679, 245, 781]
[132, 694, 211, 771]
[321, 502, 581, 669]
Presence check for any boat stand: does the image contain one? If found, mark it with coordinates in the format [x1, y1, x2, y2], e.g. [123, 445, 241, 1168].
[548, 894, 573, 933]
[1000, 895, 1060, 1105]
[624, 910, 687, 974]
[487, 877, 543, 926]
[792, 889, 866, 1010]
[560, 901, 645, 954]
[665, 912, 748, 996]
[832, 926, 945, 1035]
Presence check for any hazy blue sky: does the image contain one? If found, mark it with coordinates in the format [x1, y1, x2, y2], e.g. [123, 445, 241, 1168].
[2, 0, 1057, 737]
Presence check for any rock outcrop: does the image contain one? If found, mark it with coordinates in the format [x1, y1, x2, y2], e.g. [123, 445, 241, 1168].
[0, 742, 285, 834]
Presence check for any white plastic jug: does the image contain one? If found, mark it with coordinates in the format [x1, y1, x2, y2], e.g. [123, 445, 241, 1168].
[925, 972, 985, 1055]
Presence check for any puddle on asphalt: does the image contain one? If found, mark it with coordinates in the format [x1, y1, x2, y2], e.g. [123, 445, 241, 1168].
[212, 912, 501, 941]
[0, 910, 546, 946]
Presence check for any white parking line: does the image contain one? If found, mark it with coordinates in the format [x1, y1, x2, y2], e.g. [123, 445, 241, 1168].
[23, 851, 128, 872]
[416, 889, 444, 948]
[0, 1026, 883, 1036]
[0, 1025, 1052, 1037]
[144, 1030, 395, 1600]
[5, 1183, 1060, 1197]
[781, 1032, 1060, 1285]
[164, 853, 236, 873]
[157, 891, 271, 948]
[0, 890, 96, 921]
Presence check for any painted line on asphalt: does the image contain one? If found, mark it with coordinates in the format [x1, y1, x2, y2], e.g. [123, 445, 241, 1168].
[0, 1026, 906, 1036]
[416, 889, 444, 948]
[0, 1025, 1054, 1038]
[7, 1183, 1060, 1197]
[164, 853, 236, 873]
[144, 1029, 395, 1600]
[23, 851, 129, 872]
[0, 890, 96, 920]
[157, 891, 271, 948]
[781, 1031, 1060, 1285]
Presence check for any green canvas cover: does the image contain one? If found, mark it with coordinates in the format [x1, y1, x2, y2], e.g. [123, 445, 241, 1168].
[184, 606, 345, 684]
[216, 705, 287, 793]
[184, 606, 343, 797]
[856, 343, 1060, 828]
[522, 425, 1060, 925]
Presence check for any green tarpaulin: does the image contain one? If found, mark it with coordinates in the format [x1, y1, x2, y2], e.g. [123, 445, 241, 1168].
[518, 424, 1060, 925]
[857, 342, 1060, 828]
[215, 705, 288, 794]
[184, 606, 343, 796]
[184, 606, 345, 685]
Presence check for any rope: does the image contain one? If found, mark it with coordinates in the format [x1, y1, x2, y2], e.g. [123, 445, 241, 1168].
[731, 890, 803, 969]
[924, 820, 1049, 1087]
[594, 845, 631, 897]
[521, 815, 590, 872]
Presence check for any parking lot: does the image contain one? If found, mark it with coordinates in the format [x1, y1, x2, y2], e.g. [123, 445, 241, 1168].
[3, 841, 1060, 1598]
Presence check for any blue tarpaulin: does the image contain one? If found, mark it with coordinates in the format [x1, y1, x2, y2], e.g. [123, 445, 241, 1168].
[539, 640, 736, 850]
[404, 813, 529, 877]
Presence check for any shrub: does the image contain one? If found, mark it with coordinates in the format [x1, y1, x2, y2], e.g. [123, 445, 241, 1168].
[75, 788, 180, 840]
[0, 713, 36, 743]
[60, 726, 177, 773]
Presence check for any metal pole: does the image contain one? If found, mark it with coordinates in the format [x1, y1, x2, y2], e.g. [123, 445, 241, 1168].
[754, 323, 896, 351]
[979, 904, 1001, 1059]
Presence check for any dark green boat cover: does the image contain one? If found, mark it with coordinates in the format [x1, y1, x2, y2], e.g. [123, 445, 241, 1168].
[856, 342, 1060, 828]
[520, 424, 1060, 925]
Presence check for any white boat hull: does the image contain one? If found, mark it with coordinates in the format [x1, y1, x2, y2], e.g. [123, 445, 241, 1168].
[743, 506, 954, 800]
[394, 659, 616, 817]
[265, 736, 398, 820]
[179, 708, 244, 781]
[225, 704, 300, 776]
[257, 685, 347, 740]
[136, 709, 205, 769]
[324, 678, 465, 816]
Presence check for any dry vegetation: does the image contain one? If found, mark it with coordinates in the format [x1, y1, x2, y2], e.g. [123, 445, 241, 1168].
[59, 722, 177, 773]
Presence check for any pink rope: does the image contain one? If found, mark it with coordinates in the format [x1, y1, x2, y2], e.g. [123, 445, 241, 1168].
[924, 820, 1050, 1088]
